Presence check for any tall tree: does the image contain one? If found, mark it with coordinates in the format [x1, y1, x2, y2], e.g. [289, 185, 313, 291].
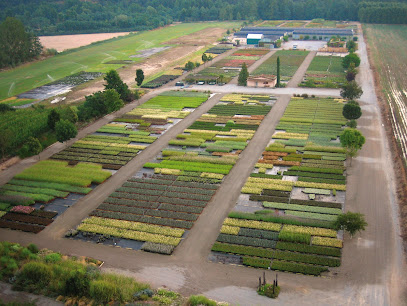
[55, 119, 77, 144]
[340, 128, 365, 165]
[0, 17, 42, 68]
[342, 101, 362, 120]
[47, 109, 61, 130]
[340, 80, 363, 100]
[135, 69, 144, 87]
[276, 56, 281, 87]
[334, 212, 368, 238]
[342, 52, 360, 69]
[238, 63, 249, 86]
[104, 69, 132, 102]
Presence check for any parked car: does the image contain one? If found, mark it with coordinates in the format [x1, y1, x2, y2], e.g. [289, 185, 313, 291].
[175, 82, 184, 86]
[197, 81, 205, 85]
[208, 82, 216, 85]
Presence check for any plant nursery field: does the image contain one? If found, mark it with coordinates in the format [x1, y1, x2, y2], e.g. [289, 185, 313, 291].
[0, 91, 209, 233]
[71, 94, 276, 254]
[187, 49, 270, 84]
[252, 50, 309, 82]
[51, 91, 209, 169]
[300, 56, 346, 88]
[211, 97, 349, 276]
[0, 22, 237, 100]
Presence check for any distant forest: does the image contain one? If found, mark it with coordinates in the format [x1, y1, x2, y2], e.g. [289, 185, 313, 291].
[1, 0, 407, 35]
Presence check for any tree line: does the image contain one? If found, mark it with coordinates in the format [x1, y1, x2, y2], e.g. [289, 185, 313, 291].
[2, 0, 407, 36]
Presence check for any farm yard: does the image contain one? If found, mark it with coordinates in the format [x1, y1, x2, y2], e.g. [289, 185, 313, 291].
[186, 49, 270, 84]
[0, 91, 209, 233]
[70, 94, 276, 254]
[211, 97, 347, 276]
[252, 50, 309, 82]
[300, 56, 346, 88]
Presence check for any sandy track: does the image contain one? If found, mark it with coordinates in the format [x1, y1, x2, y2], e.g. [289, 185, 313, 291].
[39, 32, 131, 52]
[287, 51, 316, 87]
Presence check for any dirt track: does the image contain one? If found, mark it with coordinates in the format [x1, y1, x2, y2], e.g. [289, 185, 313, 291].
[0, 24, 406, 305]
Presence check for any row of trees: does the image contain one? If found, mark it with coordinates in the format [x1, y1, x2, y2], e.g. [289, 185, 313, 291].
[2, 0, 406, 36]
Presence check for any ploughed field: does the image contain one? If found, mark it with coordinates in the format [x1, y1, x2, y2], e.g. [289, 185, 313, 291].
[364, 24, 407, 161]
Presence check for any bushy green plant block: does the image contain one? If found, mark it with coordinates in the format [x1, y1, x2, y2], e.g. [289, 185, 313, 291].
[258, 283, 280, 299]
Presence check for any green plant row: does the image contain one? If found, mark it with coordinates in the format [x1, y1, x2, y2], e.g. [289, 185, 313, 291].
[141, 242, 175, 255]
[290, 166, 343, 175]
[263, 202, 342, 215]
[228, 212, 335, 229]
[1, 190, 54, 203]
[217, 233, 277, 248]
[290, 199, 342, 209]
[276, 241, 341, 257]
[298, 177, 346, 185]
[278, 231, 311, 244]
[271, 260, 328, 276]
[1, 184, 69, 198]
[286, 210, 338, 222]
[91, 210, 193, 229]
[242, 256, 270, 268]
[8, 179, 92, 194]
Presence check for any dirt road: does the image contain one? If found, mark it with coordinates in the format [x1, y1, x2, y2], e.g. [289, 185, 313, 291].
[287, 51, 316, 87]
[0, 24, 406, 306]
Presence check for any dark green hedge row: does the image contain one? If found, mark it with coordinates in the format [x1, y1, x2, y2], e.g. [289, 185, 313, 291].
[271, 260, 328, 276]
[238, 228, 279, 240]
[276, 241, 341, 257]
[250, 195, 290, 203]
[250, 173, 283, 179]
[217, 234, 277, 248]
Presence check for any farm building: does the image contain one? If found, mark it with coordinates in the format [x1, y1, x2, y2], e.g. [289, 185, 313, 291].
[247, 34, 264, 46]
[292, 28, 354, 41]
[235, 27, 354, 42]
[247, 74, 277, 88]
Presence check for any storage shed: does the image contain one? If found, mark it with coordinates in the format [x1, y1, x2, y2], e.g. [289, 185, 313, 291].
[247, 34, 264, 46]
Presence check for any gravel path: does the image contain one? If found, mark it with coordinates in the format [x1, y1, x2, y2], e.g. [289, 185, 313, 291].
[287, 51, 316, 88]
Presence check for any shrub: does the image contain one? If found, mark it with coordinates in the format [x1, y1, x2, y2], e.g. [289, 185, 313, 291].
[89, 280, 116, 303]
[343, 102, 361, 120]
[64, 270, 90, 297]
[258, 284, 280, 299]
[44, 253, 62, 263]
[15, 262, 53, 287]
[188, 295, 217, 306]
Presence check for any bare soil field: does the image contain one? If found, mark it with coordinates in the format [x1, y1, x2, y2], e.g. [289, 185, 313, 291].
[65, 27, 226, 103]
[39, 32, 131, 52]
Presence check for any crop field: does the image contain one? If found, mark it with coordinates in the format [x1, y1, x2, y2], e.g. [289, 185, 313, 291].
[0, 91, 208, 233]
[364, 24, 407, 161]
[306, 20, 339, 28]
[71, 94, 276, 254]
[0, 22, 237, 101]
[252, 50, 309, 82]
[51, 91, 209, 169]
[211, 97, 348, 276]
[282, 21, 307, 28]
[187, 49, 270, 84]
[300, 56, 346, 88]
[260, 20, 285, 27]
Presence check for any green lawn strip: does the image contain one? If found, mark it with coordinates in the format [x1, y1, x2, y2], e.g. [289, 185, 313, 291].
[1, 184, 69, 198]
[1, 190, 54, 203]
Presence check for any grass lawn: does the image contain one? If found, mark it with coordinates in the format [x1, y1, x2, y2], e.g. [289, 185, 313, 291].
[252, 50, 309, 81]
[0, 22, 237, 100]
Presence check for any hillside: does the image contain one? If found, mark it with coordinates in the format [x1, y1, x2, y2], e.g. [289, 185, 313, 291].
[1, 0, 407, 35]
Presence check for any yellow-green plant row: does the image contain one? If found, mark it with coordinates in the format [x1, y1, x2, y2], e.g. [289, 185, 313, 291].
[281, 225, 337, 238]
[81, 217, 185, 238]
[77, 223, 181, 246]
[224, 218, 281, 231]
[312, 236, 343, 248]
[220, 225, 240, 235]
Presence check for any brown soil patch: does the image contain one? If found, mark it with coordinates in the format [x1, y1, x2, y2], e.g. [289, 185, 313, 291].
[64, 27, 227, 104]
[39, 32, 131, 52]
[0, 157, 21, 172]
[363, 26, 407, 251]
